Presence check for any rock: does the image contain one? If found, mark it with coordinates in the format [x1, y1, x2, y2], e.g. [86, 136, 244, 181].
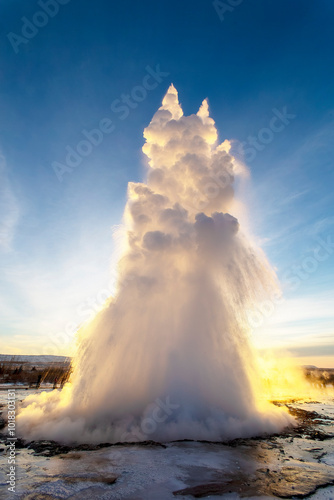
[173, 463, 334, 498]
[0, 416, 6, 430]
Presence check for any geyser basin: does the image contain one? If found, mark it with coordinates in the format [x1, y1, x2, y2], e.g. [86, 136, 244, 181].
[17, 86, 293, 444]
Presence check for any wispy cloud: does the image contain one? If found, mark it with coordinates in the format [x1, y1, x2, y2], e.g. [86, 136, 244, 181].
[243, 119, 334, 274]
[0, 153, 20, 252]
[253, 291, 334, 355]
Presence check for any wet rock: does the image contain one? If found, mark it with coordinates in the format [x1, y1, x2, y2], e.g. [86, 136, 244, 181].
[27, 440, 72, 456]
[63, 474, 118, 485]
[173, 475, 258, 498]
[59, 452, 82, 460]
[15, 437, 27, 449]
[72, 443, 110, 452]
[287, 406, 334, 424]
[303, 447, 323, 451]
[23, 437, 167, 457]
[306, 430, 333, 441]
[74, 439, 166, 451]
[22, 495, 56, 500]
[113, 439, 167, 448]
[267, 464, 334, 498]
[173, 463, 334, 498]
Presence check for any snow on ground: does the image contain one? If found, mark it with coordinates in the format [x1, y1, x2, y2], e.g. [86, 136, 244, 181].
[0, 355, 70, 364]
[0, 390, 334, 499]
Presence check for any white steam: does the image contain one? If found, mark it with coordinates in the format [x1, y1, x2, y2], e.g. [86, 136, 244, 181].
[17, 86, 292, 443]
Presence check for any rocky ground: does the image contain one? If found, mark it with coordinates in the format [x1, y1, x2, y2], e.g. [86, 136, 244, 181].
[0, 396, 334, 499]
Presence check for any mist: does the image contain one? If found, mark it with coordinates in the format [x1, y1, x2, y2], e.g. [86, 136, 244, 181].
[17, 85, 293, 444]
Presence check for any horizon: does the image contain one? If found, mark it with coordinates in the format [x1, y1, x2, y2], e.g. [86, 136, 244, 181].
[1, 352, 334, 371]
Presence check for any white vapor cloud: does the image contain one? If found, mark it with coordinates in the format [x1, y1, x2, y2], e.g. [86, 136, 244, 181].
[17, 86, 292, 444]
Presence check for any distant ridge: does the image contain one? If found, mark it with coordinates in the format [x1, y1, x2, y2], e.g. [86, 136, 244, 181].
[0, 354, 71, 364]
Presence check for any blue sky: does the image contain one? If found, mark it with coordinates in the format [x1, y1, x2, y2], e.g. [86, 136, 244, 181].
[0, 0, 333, 366]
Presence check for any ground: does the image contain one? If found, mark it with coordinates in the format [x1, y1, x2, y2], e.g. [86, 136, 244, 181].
[0, 390, 334, 499]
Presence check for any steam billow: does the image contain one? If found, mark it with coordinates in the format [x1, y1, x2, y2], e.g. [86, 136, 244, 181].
[17, 85, 292, 443]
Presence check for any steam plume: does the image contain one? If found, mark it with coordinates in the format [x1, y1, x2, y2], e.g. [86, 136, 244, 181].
[17, 86, 292, 443]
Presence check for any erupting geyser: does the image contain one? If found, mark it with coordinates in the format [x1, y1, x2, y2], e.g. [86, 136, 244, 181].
[17, 85, 293, 443]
